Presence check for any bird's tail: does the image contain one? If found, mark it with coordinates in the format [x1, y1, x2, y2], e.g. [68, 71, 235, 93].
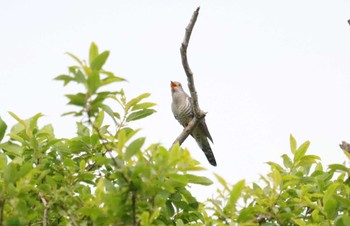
[192, 126, 217, 166]
[194, 135, 217, 166]
[202, 145, 217, 166]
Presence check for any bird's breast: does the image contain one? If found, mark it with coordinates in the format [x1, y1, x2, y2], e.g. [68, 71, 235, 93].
[172, 99, 193, 126]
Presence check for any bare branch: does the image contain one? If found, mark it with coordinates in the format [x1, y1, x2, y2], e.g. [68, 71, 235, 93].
[39, 194, 48, 226]
[172, 6, 207, 148]
[180, 6, 201, 117]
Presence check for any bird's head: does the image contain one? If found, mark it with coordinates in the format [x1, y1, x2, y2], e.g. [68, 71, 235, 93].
[170, 81, 184, 93]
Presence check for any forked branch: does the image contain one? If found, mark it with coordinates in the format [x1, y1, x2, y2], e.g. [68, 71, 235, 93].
[172, 7, 207, 147]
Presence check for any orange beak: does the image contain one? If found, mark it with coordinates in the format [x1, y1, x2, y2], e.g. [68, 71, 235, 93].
[170, 81, 177, 89]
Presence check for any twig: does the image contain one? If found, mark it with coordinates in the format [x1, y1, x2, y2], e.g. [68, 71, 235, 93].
[87, 119, 130, 184]
[39, 194, 48, 226]
[172, 6, 206, 147]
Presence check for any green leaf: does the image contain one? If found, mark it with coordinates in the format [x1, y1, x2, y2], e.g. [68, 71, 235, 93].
[65, 93, 86, 107]
[0, 142, 23, 157]
[292, 218, 307, 226]
[270, 168, 282, 188]
[54, 74, 74, 86]
[0, 153, 7, 169]
[87, 71, 101, 94]
[328, 164, 349, 173]
[125, 137, 145, 160]
[335, 194, 350, 209]
[294, 140, 310, 162]
[18, 162, 33, 177]
[335, 215, 350, 226]
[89, 42, 99, 65]
[0, 116, 7, 142]
[125, 93, 151, 112]
[132, 102, 156, 111]
[214, 173, 229, 190]
[90, 51, 109, 71]
[77, 122, 90, 137]
[168, 174, 188, 187]
[140, 212, 150, 226]
[4, 163, 17, 183]
[65, 52, 83, 66]
[282, 154, 292, 168]
[266, 161, 285, 173]
[227, 180, 245, 211]
[73, 69, 86, 84]
[186, 174, 213, 185]
[8, 111, 25, 126]
[175, 219, 184, 226]
[94, 111, 104, 129]
[61, 111, 83, 117]
[237, 207, 256, 222]
[311, 209, 322, 222]
[166, 200, 175, 218]
[99, 104, 118, 125]
[78, 172, 95, 183]
[324, 198, 338, 218]
[79, 159, 86, 172]
[323, 182, 339, 218]
[100, 72, 126, 86]
[298, 154, 320, 166]
[290, 134, 297, 154]
[126, 109, 156, 122]
[29, 113, 44, 133]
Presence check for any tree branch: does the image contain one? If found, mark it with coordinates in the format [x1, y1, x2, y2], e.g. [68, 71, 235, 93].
[39, 194, 48, 226]
[172, 6, 207, 148]
[180, 6, 201, 117]
[172, 113, 206, 148]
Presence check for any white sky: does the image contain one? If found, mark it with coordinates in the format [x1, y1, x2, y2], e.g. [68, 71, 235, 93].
[1, 1, 350, 200]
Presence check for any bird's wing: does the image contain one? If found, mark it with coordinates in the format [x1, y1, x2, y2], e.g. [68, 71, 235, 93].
[198, 119, 213, 143]
[188, 96, 214, 143]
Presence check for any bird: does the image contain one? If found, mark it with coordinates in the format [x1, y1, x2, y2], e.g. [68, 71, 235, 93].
[170, 81, 217, 166]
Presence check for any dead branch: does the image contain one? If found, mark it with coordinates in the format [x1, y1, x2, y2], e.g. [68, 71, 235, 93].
[172, 7, 207, 148]
[180, 6, 201, 117]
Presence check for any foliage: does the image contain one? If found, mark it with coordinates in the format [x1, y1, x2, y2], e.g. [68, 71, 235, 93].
[208, 135, 350, 226]
[0, 43, 211, 225]
[1, 43, 350, 225]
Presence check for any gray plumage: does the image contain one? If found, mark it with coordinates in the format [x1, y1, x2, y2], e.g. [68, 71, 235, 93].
[170, 81, 217, 166]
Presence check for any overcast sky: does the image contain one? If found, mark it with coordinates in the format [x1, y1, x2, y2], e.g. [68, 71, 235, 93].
[1, 1, 350, 200]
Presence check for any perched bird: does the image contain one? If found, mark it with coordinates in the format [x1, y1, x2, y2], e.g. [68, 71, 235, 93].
[170, 81, 217, 166]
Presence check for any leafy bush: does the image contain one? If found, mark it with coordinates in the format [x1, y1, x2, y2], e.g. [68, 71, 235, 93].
[0, 43, 211, 225]
[208, 135, 350, 226]
[1, 43, 350, 225]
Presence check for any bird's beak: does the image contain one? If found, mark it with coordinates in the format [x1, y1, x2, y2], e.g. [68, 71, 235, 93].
[170, 81, 177, 89]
